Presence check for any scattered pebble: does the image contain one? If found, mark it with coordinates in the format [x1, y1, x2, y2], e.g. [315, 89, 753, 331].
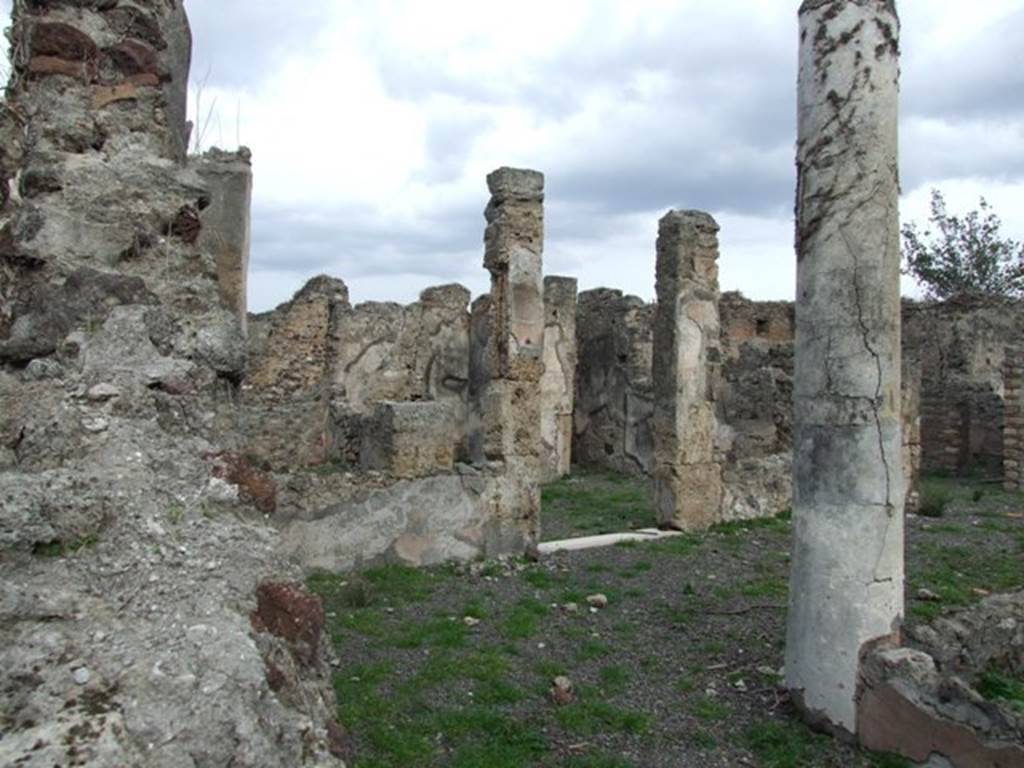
[549, 675, 574, 705]
[463, 616, 480, 627]
[586, 593, 609, 609]
[87, 383, 121, 402]
[917, 588, 940, 602]
[562, 602, 579, 613]
[73, 667, 91, 686]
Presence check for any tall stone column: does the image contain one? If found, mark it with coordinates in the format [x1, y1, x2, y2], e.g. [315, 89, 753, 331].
[541, 276, 578, 481]
[467, 168, 545, 538]
[785, 0, 903, 736]
[652, 211, 722, 530]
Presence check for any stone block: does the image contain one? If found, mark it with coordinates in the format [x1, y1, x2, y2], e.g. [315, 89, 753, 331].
[361, 401, 457, 479]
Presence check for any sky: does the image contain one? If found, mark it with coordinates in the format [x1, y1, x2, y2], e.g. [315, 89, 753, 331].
[6, 1, 1024, 310]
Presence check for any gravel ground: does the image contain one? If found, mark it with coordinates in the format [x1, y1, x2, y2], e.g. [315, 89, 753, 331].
[311, 473, 1024, 768]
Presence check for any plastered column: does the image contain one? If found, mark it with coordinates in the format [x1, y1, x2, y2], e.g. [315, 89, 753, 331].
[785, 0, 904, 736]
[652, 211, 722, 530]
[541, 276, 578, 480]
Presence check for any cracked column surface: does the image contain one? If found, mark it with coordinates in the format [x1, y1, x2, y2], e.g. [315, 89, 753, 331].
[785, 0, 904, 736]
[652, 211, 723, 530]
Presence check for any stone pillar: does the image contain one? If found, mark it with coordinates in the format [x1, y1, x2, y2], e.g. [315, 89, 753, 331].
[196, 148, 253, 332]
[541, 276, 578, 481]
[652, 211, 722, 530]
[478, 167, 545, 463]
[470, 167, 545, 541]
[1003, 347, 1023, 491]
[786, 0, 904, 737]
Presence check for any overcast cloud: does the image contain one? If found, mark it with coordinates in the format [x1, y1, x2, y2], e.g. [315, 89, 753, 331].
[5, 1, 1023, 310]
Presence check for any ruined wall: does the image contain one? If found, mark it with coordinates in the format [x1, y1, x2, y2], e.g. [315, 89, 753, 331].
[859, 591, 1024, 765]
[236, 170, 543, 573]
[718, 292, 794, 519]
[241, 276, 349, 468]
[1004, 348, 1024, 492]
[573, 289, 655, 476]
[0, 3, 346, 765]
[541, 276, 577, 481]
[903, 296, 1024, 477]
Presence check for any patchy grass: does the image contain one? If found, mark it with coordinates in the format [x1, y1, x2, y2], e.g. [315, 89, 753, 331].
[314, 472, 1023, 767]
[541, 470, 655, 539]
[976, 669, 1024, 713]
[31, 533, 99, 558]
[745, 719, 830, 767]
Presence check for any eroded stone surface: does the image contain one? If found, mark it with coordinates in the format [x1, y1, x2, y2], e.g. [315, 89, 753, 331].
[573, 288, 655, 477]
[859, 593, 1024, 766]
[0, 3, 345, 766]
[541, 276, 577, 481]
[652, 210, 723, 530]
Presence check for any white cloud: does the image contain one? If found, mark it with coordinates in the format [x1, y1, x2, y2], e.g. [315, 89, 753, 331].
[1, 0, 1021, 310]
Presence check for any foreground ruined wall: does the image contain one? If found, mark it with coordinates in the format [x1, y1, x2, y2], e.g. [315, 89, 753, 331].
[0, 2, 347, 766]
[858, 591, 1024, 766]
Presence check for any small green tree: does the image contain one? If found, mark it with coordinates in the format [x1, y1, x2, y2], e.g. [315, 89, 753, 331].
[901, 188, 1024, 299]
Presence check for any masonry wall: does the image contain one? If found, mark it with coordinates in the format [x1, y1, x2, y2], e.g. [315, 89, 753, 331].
[237, 169, 548, 572]
[541, 276, 577, 481]
[718, 292, 795, 519]
[573, 289, 656, 477]
[1004, 348, 1024, 491]
[903, 296, 1024, 477]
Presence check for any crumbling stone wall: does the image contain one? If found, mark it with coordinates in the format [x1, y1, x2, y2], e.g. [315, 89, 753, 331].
[718, 292, 794, 519]
[904, 296, 1024, 477]
[858, 591, 1024, 765]
[237, 169, 543, 572]
[0, 2, 346, 765]
[573, 289, 655, 476]
[541, 276, 577, 481]
[334, 284, 471, 463]
[1004, 347, 1024, 492]
[241, 276, 349, 468]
